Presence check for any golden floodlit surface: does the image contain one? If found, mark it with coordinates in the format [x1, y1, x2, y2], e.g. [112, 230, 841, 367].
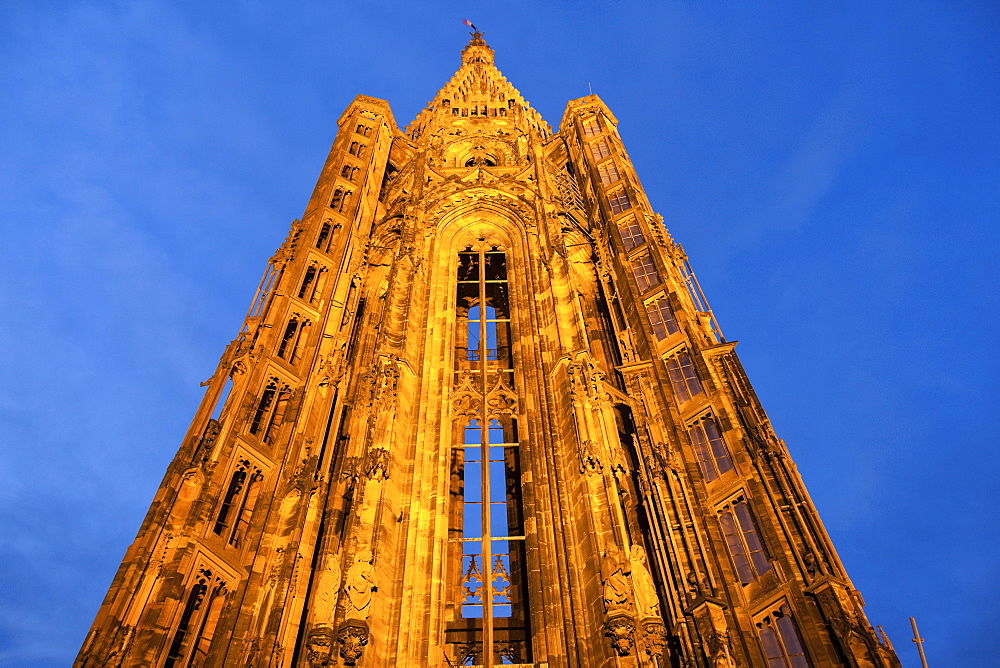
[77, 35, 901, 668]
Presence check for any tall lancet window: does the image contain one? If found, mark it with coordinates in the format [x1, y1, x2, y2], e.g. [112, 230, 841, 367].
[448, 244, 531, 666]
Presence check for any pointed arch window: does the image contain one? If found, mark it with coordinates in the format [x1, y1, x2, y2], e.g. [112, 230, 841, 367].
[608, 188, 633, 215]
[618, 216, 645, 250]
[315, 222, 332, 251]
[165, 568, 228, 668]
[330, 188, 351, 212]
[249, 379, 291, 445]
[276, 316, 309, 364]
[645, 296, 679, 339]
[687, 414, 734, 481]
[631, 254, 661, 292]
[718, 496, 772, 584]
[298, 266, 318, 301]
[664, 349, 703, 403]
[756, 603, 808, 667]
[213, 459, 264, 547]
[448, 245, 531, 666]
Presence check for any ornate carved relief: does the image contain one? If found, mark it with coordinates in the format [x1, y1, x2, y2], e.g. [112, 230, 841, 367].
[305, 626, 335, 667]
[578, 439, 603, 475]
[337, 620, 370, 666]
[642, 619, 668, 658]
[692, 602, 735, 668]
[485, 389, 517, 416]
[604, 613, 637, 656]
[362, 448, 391, 481]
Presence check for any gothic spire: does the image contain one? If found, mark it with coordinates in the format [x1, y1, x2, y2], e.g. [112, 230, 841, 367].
[406, 33, 550, 141]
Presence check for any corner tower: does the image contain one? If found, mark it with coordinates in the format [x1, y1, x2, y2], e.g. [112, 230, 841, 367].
[77, 34, 900, 668]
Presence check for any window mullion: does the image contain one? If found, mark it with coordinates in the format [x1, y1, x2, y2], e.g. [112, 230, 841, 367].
[478, 248, 494, 666]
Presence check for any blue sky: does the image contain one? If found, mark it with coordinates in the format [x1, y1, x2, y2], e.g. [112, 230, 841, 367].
[1, 1, 997, 665]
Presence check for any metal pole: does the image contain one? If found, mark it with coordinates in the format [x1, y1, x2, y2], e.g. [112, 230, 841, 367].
[910, 617, 928, 668]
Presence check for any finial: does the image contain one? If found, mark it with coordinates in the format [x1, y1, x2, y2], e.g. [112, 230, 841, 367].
[462, 19, 485, 44]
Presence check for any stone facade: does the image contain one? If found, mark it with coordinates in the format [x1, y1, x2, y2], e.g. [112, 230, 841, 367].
[76, 34, 900, 668]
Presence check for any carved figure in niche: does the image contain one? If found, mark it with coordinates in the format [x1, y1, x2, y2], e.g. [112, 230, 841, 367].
[686, 570, 709, 598]
[803, 550, 818, 576]
[345, 550, 377, 619]
[313, 553, 343, 625]
[601, 548, 632, 613]
[579, 440, 603, 475]
[363, 447, 390, 481]
[630, 544, 660, 619]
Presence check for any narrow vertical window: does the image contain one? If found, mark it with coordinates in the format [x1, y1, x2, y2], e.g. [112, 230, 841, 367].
[298, 266, 317, 301]
[276, 318, 298, 359]
[165, 575, 208, 667]
[687, 414, 734, 481]
[228, 470, 263, 547]
[165, 569, 228, 668]
[664, 349, 703, 403]
[591, 139, 611, 160]
[581, 116, 601, 137]
[330, 188, 345, 210]
[276, 317, 309, 363]
[263, 387, 290, 444]
[719, 497, 771, 584]
[631, 254, 661, 292]
[618, 216, 645, 250]
[645, 297, 679, 339]
[189, 583, 227, 664]
[249, 380, 290, 444]
[213, 466, 247, 536]
[757, 604, 809, 667]
[249, 384, 276, 435]
[448, 245, 531, 666]
[315, 222, 332, 251]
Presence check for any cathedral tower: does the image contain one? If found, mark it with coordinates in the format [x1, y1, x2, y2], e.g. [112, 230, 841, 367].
[77, 34, 900, 668]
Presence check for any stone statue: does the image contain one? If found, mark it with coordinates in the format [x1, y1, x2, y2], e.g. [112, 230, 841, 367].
[601, 548, 632, 613]
[630, 544, 660, 619]
[345, 549, 377, 619]
[314, 553, 342, 625]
